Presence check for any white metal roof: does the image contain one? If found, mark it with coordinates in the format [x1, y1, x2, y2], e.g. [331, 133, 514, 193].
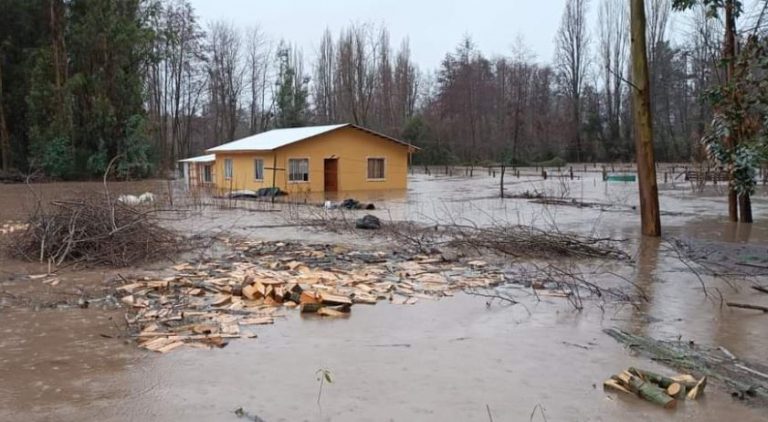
[206, 124, 348, 152]
[205, 123, 418, 153]
[178, 154, 216, 163]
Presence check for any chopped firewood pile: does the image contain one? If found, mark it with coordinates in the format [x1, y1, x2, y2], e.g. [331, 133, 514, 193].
[117, 240, 510, 353]
[605, 328, 768, 405]
[604, 367, 707, 408]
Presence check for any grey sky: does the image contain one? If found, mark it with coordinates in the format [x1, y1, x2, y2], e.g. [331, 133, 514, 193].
[189, 0, 571, 70]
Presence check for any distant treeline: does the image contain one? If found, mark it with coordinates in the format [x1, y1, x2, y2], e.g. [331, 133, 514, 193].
[0, 0, 745, 179]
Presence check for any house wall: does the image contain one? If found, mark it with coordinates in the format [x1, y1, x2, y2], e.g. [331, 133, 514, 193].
[184, 162, 215, 190]
[212, 127, 409, 194]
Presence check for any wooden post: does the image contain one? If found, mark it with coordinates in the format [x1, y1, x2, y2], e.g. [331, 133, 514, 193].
[570, 166, 574, 180]
[500, 165, 505, 198]
[630, 0, 661, 237]
[542, 169, 547, 180]
[271, 155, 277, 204]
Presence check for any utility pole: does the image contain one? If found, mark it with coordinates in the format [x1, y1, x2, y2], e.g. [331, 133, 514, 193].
[630, 0, 661, 237]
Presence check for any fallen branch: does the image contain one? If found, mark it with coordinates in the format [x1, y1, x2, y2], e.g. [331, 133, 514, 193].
[726, 302, 768, 313]
[7, 194, 187, 267]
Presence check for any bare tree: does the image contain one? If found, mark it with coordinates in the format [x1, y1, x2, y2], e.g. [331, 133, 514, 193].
[555, 0, 591, 162]
[314, 28, 336, 124]
[145, 0, 205, 167]
[206, 20, 244, 144]
[597, 0, 628, 157]
[335, 23, 380, 127]
[393, 39, 419, 126]
[245, 25, 272, 134]
[645, 0, 671, 64]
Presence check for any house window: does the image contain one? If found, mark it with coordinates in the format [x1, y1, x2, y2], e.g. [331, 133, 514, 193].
[203, 165, 212, 183]
[254, 158, 264, 180]
[224, 159, 233, 180]
[367, 158, 385, 179]
[288, 158, 309, 182]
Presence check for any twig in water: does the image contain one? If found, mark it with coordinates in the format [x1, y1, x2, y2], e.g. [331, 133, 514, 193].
[726, 302, 768, 313]
[529, 403, 548, 422]
[316, 368, 333, 405]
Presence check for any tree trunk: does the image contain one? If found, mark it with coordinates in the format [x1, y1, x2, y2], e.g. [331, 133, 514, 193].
[0, 55, 10, 172]
[724, 0, 740, 222]
[630, 0, 661, 237]
[739, 194, 753, 223]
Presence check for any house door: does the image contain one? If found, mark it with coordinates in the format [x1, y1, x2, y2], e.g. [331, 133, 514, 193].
[324, 159, 338, 192]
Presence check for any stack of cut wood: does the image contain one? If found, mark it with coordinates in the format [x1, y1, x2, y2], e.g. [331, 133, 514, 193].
[604, 367, 707, 408]
[116, 240, 518, 354]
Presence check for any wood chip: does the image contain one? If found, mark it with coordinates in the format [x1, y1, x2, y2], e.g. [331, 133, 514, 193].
[239, 316, 274, 325]
[211, 295, 232, 307]
[158, 341, 185, 353]
[318, 307, 347, 317]
[319, 292, 352, 306]
[117, 282, 145, 293]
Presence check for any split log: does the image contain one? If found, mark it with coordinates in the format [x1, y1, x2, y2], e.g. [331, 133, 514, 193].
[726, 302, 768, 313]
[671, 374, 698, 385]
[319, 292, 352, 306]
[211, 295, 232, 307]
[299, 291, 319, 305]
[686, 376, 707, 400]
[604, 379, 632, 395]
[615, 371, 677, 408]
[352, 292, 378, 304]
[628, 378, 677, 408]
[318, 307, 347, 317]
[242, 284, 260, 300]
[629, 367, 697, 389]
[239, 316, 274, 325]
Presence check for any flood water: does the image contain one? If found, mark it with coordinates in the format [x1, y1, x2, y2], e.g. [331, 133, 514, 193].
[1, 169, 767, 421]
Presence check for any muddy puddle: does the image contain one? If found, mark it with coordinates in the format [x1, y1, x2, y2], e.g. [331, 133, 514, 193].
[1, 171, 768, 421]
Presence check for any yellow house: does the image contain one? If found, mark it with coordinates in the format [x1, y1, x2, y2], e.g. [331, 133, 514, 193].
[203, 123, 417, 195]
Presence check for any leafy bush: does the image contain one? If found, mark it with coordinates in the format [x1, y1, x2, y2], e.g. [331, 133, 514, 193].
[41, 136, 74, 178]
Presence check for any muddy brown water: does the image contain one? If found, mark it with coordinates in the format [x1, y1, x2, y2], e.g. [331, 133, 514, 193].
[1, 174, 767, 421]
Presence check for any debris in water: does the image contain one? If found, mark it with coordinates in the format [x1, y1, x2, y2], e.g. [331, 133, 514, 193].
[604, 328, 768, 405]
[603, 367, 706, 408]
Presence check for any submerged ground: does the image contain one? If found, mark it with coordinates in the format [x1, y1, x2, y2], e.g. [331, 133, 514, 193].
[1, 166, 767, 421]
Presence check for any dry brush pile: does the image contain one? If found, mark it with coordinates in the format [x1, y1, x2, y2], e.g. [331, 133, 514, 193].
[294, 206, 629, 261]
[7, 196, 184, 267]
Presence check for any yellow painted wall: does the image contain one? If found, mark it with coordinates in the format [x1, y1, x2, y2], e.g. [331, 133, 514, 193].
[212, 127, 409, 194]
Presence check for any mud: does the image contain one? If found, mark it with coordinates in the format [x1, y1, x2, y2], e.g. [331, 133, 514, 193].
[1, 171, 767, 421]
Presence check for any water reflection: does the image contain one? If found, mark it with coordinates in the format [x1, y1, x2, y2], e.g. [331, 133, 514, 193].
[628, 236, 662, 336]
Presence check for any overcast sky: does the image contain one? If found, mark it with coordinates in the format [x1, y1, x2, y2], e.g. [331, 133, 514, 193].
[188, 0, 574, 70]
